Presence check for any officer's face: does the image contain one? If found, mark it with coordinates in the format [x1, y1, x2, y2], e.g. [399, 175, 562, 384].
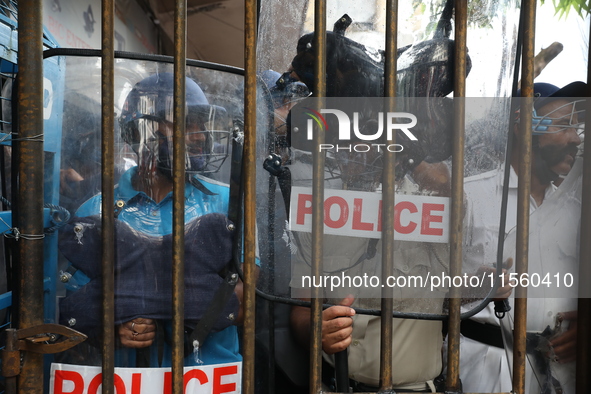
[160, 118, 208, 156]
[536, 99, 582, 176]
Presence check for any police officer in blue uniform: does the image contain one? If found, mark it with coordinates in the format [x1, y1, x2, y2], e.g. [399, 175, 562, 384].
[58, 72, 243, 367]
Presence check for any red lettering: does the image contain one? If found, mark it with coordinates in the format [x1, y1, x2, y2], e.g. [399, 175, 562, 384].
[164, 369, 211, 393]
[131, 373, 142, 394]
[47, 16, 65, 40]
[184, 369, 209, 390]
[53, 370, 84, 394]
[420, 203, 444, 236]
[163, 372, 171, 394]
[88, 373, 126, 394]
[213, 365, 238, 394]
[66, 30, 75, 47]
[87, 374, 102, 394]
[65, 29, 91, 49]
[394, 201, 418, 234]
[324, 196, 348, 228]
[296, 193, 313, 225]
[352, 198, 373, 231]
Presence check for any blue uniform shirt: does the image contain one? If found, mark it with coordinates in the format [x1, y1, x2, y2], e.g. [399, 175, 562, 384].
[74, 167, 241, 367]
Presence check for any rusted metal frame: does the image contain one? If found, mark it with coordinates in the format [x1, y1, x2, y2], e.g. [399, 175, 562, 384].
[101, 0, 116, 392]
[172, 0, 188, 392]
[444, 0, 467, 392]
[310, 0, 327, 393]
[512, 0, 536, 393]
[3, 329, 19, 393]
[379, 0, 398, 391]
[243, 0, 258, 392]
[575, 21, 591, 393]
[15, 0, 44, 392]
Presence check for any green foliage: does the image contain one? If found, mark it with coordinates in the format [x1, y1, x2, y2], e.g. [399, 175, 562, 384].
[413, 0, 588, 39]
[414, 0, 511, 39]
[542, 0, 591, 19]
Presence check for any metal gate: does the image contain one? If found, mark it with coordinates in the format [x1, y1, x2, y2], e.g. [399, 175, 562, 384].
[1, 0, 590, 393]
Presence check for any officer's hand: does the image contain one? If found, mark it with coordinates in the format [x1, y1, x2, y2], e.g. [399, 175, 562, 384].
[59, 168, 84, 195]
[411, 161, 451, 197]
[549, 311, 577, 364]
[474, 258, 514, 301]
[118, 318, 156, 348]
[322, 296, 355, 355]
[492, 258, 513, 301]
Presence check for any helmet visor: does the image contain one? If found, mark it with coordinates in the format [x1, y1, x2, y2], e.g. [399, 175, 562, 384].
[125, 99, 231, 175]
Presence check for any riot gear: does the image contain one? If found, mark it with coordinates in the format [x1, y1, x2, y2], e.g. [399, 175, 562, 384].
[516, 81, 586, 183]
[119, 72, 230, 177]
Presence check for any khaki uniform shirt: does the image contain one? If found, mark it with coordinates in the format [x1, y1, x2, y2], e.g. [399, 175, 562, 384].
[291, 232, 449, 389]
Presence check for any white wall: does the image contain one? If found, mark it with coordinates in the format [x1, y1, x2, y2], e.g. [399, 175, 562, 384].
[43, 0, 158, 54]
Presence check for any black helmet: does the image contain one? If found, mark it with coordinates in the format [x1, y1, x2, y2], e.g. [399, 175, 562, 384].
[260, 69, 310, 108]
[291, 28, 385, 98]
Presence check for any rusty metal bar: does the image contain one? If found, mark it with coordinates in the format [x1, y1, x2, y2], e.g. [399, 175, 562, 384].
[445, 0, 467, 391]
[512, 0, 536, 393]
[3, 329, 19, 394]
[172, 0, 188, 392]
[576, 21, 591, 393]
[101, 0, 116, 392]
[310, 0, 326, 393]
[15, 0, 44, 392]
[379, 0, 398, 391]
[243, 0, 258, 392]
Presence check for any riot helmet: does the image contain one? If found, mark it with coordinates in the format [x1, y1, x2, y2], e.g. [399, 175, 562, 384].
[260, 69, 310, 110]
[119, 72, 230, 178]
[516, 82, 586, 136]
[515, 81, 586, 183]
[260, 69, 310, 166]
[288, 12, 466, 186]
[291, 26, 385, 98]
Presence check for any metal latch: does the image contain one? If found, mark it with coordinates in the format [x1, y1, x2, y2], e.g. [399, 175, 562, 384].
[1, 323, 87, 378]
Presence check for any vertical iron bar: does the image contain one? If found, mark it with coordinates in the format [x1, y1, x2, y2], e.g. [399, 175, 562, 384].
[243, 0, 258, 392]
[15, 1, 44, 392]
[266, 178, 276, 394]
[575, 20, 591, 393]
[513, 0, 536, 393]
[101, 0, 116, 392]
[445, 0, 467, 391]
[310, 0, 326, 393]
[3, 329, 18, 394]
[379, 0, 398, 391]
[172, 0, 187, 392]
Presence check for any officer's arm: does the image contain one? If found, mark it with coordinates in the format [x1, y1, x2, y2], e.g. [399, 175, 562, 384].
[234, 266, 259, 324]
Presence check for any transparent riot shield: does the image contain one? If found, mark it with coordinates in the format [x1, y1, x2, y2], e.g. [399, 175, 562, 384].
[255, 2, 522, 390]
[284, 96, 520, 312]
[44, 50, 245, 389]
[254, 1, 526, 390]
[256, 0, 520, 318]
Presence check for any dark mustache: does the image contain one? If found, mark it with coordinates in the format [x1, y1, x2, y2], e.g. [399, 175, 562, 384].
[538, 142, 579, 168]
